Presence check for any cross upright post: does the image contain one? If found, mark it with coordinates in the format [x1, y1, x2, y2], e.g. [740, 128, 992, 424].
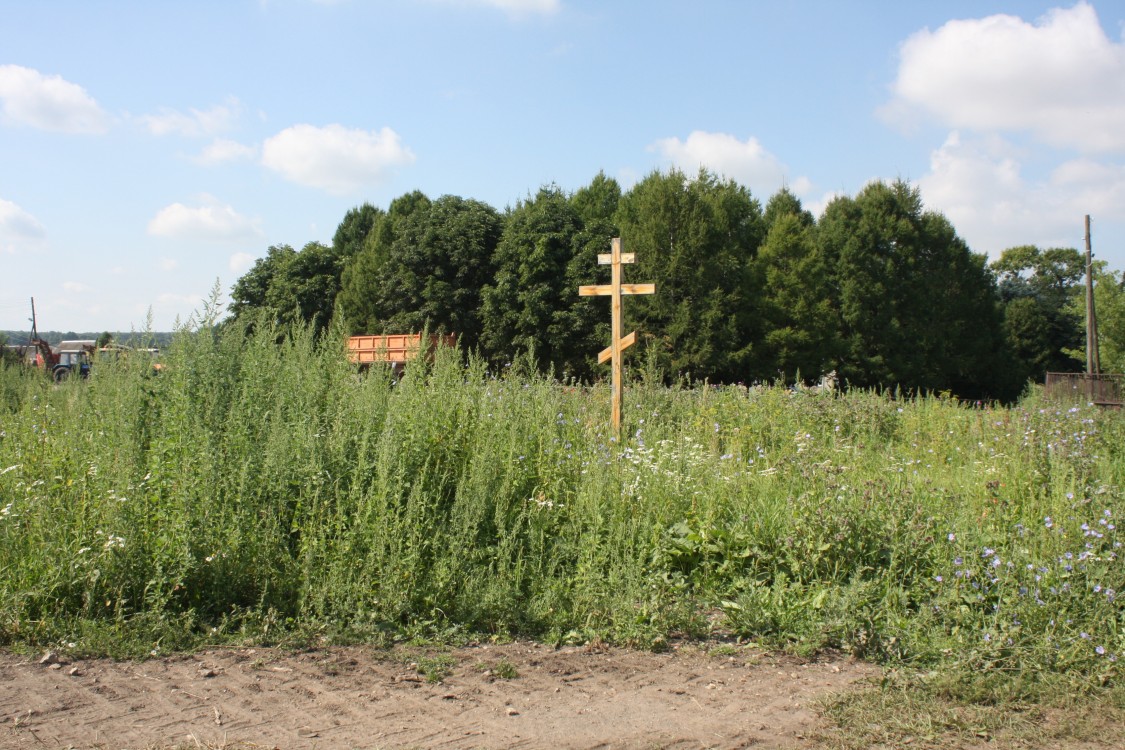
[578, 237, 655, 435]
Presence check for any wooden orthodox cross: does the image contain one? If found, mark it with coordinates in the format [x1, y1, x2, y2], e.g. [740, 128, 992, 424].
[578, 237, 655, 434]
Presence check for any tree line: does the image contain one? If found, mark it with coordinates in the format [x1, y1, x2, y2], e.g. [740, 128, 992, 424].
[228, 168, 1123, 402]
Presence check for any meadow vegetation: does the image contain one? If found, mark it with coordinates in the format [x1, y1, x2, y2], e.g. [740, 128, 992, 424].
[1, 314, 1123, 742]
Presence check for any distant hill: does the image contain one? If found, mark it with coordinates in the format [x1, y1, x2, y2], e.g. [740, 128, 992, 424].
[1, 331, 174, 348]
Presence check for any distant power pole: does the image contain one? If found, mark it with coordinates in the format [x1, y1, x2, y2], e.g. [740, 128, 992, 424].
[1085, 215, 1100, 375]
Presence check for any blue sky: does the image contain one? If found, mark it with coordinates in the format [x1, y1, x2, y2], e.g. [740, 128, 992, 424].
[2, 0, 1124, 332]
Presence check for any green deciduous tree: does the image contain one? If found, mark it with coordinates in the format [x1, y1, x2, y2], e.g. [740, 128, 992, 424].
[991, 245, 1084, 381]
[480, 185, 606, 378]
[229, 244, 298, 320]
[1093, 270, 1125, 373]
[820, 180, 1016, 399]
[614, 168, 765, 382]
[1064, 265, 1125, 374]
[362, 195, 502, 345]
[752, 190, 836, 383]
[332, 203, 382, 261]
[336, 191, 432, 333]
[570, 170, 622, 226]
[229, 241, 342, 334]
[762, 186, 814, 232]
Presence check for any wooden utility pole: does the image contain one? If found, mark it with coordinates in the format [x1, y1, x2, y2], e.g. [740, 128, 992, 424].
[1085, 215, 1101, 375]
[578, 237, 655, 435]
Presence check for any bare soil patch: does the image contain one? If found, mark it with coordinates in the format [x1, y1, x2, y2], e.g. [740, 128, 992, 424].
[0, 642, 876, 749]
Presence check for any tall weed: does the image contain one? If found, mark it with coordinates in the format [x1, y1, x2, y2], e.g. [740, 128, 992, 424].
[0, 323, 1122, 697]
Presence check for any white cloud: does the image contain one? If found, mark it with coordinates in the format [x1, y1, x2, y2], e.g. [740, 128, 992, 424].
[229, 252, 256, 274]
[140, 97, 242, 137]
[0, 198, 46, 254]
[62, 281, 89, 293]
[0, 65, 108, 134]
[918, 131, 1125, 257]
[261, 124, 415, 194]
[649, 131, 812, 196]
[193, 138, 258, 166]
[478, 0, 559, 13]
[159, 257, 179, 271]
[147, 195, 263, 241]
[427, 0, 560, 15]
[884, 2, 1125, 153]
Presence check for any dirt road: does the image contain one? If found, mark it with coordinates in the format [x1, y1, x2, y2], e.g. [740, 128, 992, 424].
[0, 642, 876, 749]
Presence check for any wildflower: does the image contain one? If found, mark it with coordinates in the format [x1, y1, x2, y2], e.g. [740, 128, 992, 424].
[948, 533, 956, 542]
[1097, 646, 1106, 655]
[953, 557, 963, 566]
[934, 575, 943, 582]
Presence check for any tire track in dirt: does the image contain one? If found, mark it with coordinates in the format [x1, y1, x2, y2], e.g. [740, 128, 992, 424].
[0, 642, 877, 749]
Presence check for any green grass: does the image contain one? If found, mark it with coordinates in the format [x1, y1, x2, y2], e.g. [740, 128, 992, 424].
[1, 313, 1122, 723]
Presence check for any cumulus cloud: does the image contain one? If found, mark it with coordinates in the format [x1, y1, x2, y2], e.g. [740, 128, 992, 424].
[883, 2, 1125, 153]
[918, 132, 1125, 257]
[0, 198, 46, 253]
[140, 97, 242, 137]
[650, 131, 812, 196]
[193, 138, 258, 166]
[261, 124, 415, 194]
[147, 195, 263, 241]
[0, 65, 108, 134]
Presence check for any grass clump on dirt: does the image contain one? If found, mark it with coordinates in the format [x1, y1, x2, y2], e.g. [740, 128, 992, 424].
[1, 311, 1123, 744]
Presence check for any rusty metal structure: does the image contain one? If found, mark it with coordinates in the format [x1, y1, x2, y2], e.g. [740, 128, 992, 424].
[346, 333, 456, 375]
